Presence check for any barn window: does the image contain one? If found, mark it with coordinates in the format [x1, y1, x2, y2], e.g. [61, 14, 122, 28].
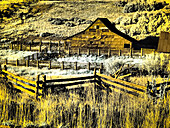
[102, 29, 109, 32]
[90, 41, 93, 44]
[124, 44, 130, 48]
[96, 25, 99, 29]
[89, 29, 96, 32]
[101, 42, 104, 45]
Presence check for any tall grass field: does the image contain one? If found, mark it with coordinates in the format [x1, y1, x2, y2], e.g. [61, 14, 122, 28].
[0, 80, 170, 127]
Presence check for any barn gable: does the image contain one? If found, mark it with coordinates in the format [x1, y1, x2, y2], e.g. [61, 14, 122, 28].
[66, 18, 137, 50]
[157, 31, 170, 53]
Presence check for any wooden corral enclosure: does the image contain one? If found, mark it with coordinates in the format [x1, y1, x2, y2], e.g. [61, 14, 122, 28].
[157, 31, 170, 53]
[11, 36, 66, 52]
[0, 65, 147, 99]
[65, 18, 137, 51]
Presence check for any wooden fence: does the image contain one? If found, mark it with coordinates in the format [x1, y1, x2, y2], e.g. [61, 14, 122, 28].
[10, 40, 156, 57]
[66, 48, 156, 57]
[1, 58, 104, 71]
[0, 65, 39, 98]
[0, 65, 147, 99]
[10, 41, 62, 52]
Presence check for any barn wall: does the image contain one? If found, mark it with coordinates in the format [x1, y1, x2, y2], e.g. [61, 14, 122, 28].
[66, 19, 132, 50]
[157, 32, 170, 53]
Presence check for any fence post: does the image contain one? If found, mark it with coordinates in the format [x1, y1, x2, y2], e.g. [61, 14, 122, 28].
[26, 58, 29, 67]
[141, 48, 143, 57]
[87, 62, 90, 70]
[93, 68, 96, 77]
[4, 65, 7, 82]
[39, 40, 42, 52]
[58, 41, 60, 53]
[119, 50, 121, 56]
[68, 47, 70, 56]
[35, 75, 40, 99]
[61, 61, 64, 70]
[42, 75, 47, 96]
[0, 64, 1, 77]
[4, 65, 7, 71]
[5, 59, 7, 65]
[16, 59, 19, 66]
[11, 43, 13, 50]
[49, 40, 51, 51]
[49, 60, 51, 69]
[30, 41, 32, 51]
[78, 48, 80, 55]
[74, 62, 77, 70]
[108, 49, 111, 57]
[130, 48, 132, 57]
[37, 60, 39, 68]
[32, 54, 34, 60]
[39, 44, 42, 52]
[87, 49, 90, 56]
[98, 49, 100, 56]
[19, 43, 22, 51]
[99, 63, 103, 74]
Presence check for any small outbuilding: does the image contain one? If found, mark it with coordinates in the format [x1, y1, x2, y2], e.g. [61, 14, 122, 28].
[157, 31, 170, 53]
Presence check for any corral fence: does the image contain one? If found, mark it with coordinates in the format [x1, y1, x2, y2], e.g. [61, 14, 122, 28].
[0, 58, 104, 72]
[0, 65, 147, 99]
[66, 48, 156, 57]
[10, 40, 63, 52]
[10, 40, 156, 57]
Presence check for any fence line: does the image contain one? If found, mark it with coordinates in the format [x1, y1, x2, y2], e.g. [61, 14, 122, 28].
[0, 65, 148, 99]
[1, 58, 104, 71]
[96, 73, 146, 97]
[66, 48, 156, 57]
[10, 40, 156, 57]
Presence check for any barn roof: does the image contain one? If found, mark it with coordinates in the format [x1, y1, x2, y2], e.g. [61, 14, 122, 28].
[66, 18, 137, 43]
[157, 31, 170, 53]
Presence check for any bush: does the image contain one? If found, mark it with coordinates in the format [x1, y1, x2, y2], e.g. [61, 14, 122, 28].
[104, 57, 124, 75]
[141, 53, 170, 75]
[123, 1, 166, 13]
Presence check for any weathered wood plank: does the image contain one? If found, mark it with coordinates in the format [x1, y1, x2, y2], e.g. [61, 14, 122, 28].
[6, 75, 36, 92]
[118, 73, 131, 79]
[46, 75, 96, 83]
[2, 70, 36, 85]
[101, 78, 144, 95]
[97, 73, 146, 91]
[13, 84, 35, 96]
[46, 80, 96, 88]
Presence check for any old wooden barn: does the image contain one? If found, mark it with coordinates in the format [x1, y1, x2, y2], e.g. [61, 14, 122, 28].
[65, 18, 137, 51]
[157, 31, 170, 53]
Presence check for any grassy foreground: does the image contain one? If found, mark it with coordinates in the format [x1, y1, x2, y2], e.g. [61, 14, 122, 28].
[0, 79, 170, 128]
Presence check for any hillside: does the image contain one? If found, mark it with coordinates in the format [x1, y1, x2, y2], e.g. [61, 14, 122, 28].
[0, 0, 170, 42]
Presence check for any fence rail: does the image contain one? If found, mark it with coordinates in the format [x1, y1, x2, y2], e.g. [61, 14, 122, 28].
[10, 40, 156, 57]
[0, 66, 38, 97]
[0, 65, 148, 99]
[0, 58, 104, 72]
[67, 48, 155, 57]
[96, 73, 146, 97]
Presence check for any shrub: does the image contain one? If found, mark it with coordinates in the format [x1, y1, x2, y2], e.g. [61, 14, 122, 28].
[104, 57, 125, 75]
[141, 53, 170, 75]
[123, 0, 166, 13]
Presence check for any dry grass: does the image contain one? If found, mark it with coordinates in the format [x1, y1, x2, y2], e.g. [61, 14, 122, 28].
[0, 78, 170, 127]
